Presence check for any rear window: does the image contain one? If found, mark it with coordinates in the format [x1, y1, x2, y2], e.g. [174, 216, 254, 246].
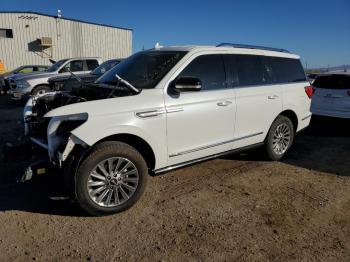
[86, 60, 99, 70]
[313, 75, 350, 89]
[268, 57, 306, 83]
[235, 55, 273, 87]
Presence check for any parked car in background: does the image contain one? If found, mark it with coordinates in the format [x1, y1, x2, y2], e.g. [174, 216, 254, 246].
[48, 59, 122, 91]
[0, 65, 49, 94]
[8, 57, 102, 100]
[311, 72, 350, 119]
[24, 43, 312, 216]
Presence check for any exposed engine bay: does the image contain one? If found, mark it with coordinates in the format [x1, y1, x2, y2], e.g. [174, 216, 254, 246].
[31, 82, 137, 118]
[23, 81, 139, 165]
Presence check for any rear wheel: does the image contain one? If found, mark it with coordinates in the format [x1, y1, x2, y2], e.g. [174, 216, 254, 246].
[265, 115, 294, 161]
[75, 142, 148, 216]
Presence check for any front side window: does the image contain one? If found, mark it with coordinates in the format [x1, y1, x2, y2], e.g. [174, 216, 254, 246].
[178, 55, 226, 91]
[235, 55, 273, 87]
[47, 59, 68, 72]
[268, 57, 306, 83]
[61, 60, 84, 73]
[97, 51, 186, 89]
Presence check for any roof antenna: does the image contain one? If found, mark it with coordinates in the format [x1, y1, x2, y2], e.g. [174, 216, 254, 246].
[155, 42, 163, 49]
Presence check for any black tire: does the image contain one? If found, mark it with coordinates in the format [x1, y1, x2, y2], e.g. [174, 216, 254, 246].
[265, 115, 294, 161]
[75, 141, 148, 216]
[32, 85, 50, 96]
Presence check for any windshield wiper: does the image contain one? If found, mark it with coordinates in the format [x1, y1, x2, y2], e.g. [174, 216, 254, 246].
[115, 74, 140, 93]
[69, 70, 83, 83]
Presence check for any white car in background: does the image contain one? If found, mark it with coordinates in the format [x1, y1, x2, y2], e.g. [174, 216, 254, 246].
[311, 72, 350, 119]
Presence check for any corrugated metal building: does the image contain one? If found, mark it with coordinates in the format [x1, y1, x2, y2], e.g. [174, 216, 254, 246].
[0, 11, 132, 70]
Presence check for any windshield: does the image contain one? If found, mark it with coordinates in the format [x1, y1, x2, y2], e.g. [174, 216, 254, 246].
[96, 51, 187, 89]
[92, 59, 120, 76]
[47, 59, 68, 72]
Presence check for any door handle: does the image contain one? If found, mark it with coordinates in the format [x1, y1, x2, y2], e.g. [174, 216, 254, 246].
[217, 101, 232, 106]
[268, 95, 279, 100]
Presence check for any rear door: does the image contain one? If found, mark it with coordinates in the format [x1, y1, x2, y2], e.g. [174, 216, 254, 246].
[312, 74, 350, 114]
[228, 54, 283, 148]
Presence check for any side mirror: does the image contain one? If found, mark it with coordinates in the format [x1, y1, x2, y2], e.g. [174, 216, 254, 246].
[175, 77, 202, 92]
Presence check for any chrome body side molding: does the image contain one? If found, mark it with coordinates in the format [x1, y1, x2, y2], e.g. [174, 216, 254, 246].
[169, 132, 263, 157]
[153, 142, 264, 175]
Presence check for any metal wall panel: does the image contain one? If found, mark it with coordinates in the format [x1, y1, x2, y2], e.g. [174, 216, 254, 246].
[0, 12, 132, 70]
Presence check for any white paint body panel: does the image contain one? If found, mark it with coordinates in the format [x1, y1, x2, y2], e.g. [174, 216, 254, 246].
[42, 46, 311, 171]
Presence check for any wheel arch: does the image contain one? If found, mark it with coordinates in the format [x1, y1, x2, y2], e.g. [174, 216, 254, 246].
[279, 109, 298, 133]
[95, 133, 156, 172]
[31, 84, 50, 94]
[264, 110, 299, 142]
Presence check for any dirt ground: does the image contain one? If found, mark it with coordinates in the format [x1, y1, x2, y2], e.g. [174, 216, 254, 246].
[0, 95, 349, 261]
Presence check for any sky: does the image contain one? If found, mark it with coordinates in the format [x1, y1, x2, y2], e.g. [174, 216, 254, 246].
[1, 0, 349, 68]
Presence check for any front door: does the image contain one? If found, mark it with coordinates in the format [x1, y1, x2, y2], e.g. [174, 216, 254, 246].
[165, 54, 236, 166]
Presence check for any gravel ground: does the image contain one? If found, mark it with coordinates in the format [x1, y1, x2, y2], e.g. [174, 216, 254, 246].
[0, 95, 349, 261]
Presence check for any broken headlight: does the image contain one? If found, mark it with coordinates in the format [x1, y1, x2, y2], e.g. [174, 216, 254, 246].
[56, 120, 86, 136]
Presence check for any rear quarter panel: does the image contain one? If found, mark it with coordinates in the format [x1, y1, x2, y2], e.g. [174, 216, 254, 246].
[282, 81, 312, 131]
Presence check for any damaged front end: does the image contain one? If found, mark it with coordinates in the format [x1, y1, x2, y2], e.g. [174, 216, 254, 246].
[24, 92, 88, 160]
[22, 83, 136, 182]
[23, 94, 90, 182]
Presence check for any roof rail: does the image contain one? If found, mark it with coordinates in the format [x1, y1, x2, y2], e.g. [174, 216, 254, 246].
[216, 43, 290, 53]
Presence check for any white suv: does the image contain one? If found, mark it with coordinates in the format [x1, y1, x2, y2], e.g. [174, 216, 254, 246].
[24, 43, 312, 215]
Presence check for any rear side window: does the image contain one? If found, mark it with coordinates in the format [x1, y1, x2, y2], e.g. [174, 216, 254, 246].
[268, 57, 306, 83]
[178, 55, 226, 91]
[37, 66, 48, 72]
[235, 55, 273, 87]
[313, 75, 350, 89]
[86, 60, 99, 70]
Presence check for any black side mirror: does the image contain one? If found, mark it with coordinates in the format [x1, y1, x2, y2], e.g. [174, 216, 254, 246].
[175, 77, 202, 92]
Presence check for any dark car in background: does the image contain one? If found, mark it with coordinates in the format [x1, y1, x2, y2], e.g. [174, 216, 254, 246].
[48, 59, 122, 91]
[0, 65, 49, 94]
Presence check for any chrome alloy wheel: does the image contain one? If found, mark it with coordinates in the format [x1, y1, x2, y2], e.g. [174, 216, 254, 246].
[272, 123, 291, 155]
[87, 157, 139, 207]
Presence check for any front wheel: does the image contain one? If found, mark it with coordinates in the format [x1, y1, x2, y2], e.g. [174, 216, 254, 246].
[75, 142, 148, 216]
[265, 116, 294, 161]
[32, 85, 50, 96]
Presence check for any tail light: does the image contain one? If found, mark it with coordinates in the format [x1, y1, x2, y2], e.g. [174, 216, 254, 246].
[304, 86, 314, 98]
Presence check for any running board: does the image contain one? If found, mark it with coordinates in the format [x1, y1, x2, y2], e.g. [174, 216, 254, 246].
[152, 142, 264, 176]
